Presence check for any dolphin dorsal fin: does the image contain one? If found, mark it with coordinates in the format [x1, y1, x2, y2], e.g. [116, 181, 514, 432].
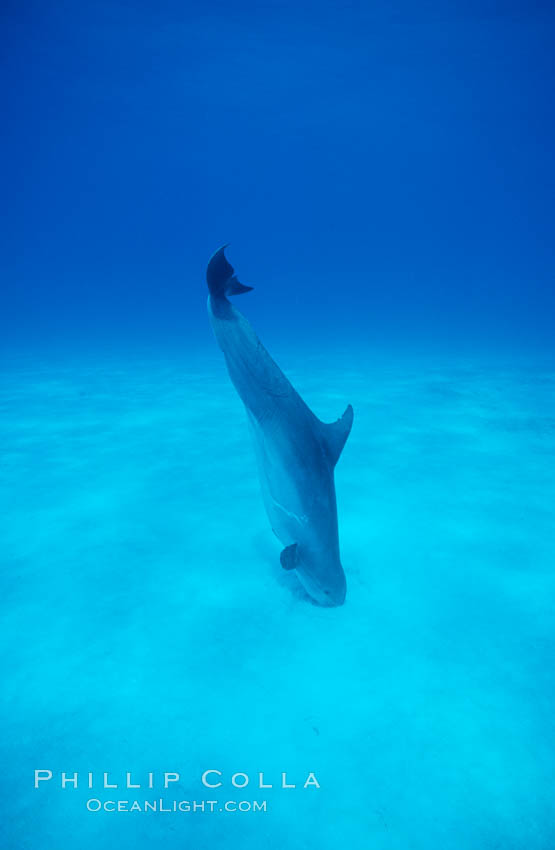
[320, 404, 354, 466]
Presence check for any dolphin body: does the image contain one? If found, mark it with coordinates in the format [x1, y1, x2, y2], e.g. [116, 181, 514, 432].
[206, 246, 353, 606]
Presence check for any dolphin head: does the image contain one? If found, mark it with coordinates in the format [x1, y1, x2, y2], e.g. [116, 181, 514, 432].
[280, 530, 347, 607]
[295, 547, 347, 607]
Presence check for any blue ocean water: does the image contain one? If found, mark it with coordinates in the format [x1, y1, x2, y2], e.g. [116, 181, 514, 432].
[1, 341, 555, 848]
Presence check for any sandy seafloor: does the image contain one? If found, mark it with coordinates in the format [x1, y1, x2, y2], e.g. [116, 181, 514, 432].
[1, 343, 554, 850]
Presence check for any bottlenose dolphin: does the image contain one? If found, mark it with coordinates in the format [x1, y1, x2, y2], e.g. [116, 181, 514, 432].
[206, 246, 353, 606]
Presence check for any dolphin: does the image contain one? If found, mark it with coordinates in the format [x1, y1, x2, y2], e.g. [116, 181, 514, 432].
[206, 246, 353, 606]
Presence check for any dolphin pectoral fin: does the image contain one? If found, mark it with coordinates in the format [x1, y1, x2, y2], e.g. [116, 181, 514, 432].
[320, 404, 354, 466]
[280, 543, 299, 571]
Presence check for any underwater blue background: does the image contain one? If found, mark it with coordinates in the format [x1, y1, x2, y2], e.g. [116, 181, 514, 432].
[1, 1, 555, 848]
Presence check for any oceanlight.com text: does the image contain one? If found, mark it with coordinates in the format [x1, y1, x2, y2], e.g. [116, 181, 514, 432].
[86, 798, 268, 813]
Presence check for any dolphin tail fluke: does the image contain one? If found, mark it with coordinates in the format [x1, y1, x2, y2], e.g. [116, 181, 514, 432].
[206, 245, 253, 298]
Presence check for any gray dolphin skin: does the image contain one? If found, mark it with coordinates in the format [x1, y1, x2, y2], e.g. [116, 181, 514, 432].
[206, 246, 353, 607]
